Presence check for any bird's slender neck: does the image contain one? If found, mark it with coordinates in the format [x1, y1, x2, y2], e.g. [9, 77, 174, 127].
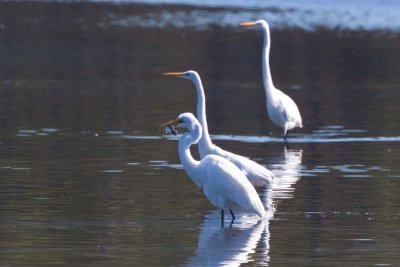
[261, 24, 275, 97]
[192, 76, 214, 153]
[178, 124, 202, 187]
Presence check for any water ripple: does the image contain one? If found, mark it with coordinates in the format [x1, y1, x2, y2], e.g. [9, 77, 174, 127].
[123, 134, 400, 143]
[148, 160, 183, 169]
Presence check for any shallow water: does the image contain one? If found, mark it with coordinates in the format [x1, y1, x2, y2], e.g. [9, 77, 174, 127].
[0, 1, 400, 266]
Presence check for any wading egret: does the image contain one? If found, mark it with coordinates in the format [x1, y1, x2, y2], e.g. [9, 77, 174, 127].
[159, 113, 266, 225]
[240, 20, 302, 141]
[163, 71, 274, 187]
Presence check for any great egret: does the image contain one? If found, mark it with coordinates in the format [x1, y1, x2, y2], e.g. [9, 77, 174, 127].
[159, 113, 266, 225]
[163, 71, 274, 187]
[240, 20, 303, 141]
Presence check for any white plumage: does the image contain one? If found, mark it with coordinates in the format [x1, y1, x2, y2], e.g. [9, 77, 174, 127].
[240, 20, 303, 140]
[159, 112, 266, 223]
[163, 71, 274, 186]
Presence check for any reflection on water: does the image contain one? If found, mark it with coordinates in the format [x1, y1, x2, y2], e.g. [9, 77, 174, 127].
[186, 212, 270, 267]
[269, 148, 303, 200]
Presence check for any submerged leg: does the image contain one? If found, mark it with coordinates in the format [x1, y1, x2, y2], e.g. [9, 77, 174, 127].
[221, 209, 224, 227]
[285, 140, 290, 150]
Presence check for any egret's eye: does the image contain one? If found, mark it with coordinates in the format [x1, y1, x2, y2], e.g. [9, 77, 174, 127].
[177, 119, 184, 123]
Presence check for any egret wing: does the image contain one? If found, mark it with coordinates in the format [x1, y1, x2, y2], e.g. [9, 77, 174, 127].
[214, 146, 274, 186]
[278, 91, 301, 124]
[202, 156, 265, 216]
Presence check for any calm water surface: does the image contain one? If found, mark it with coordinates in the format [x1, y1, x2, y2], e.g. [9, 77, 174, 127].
[0, 2, 399, 266]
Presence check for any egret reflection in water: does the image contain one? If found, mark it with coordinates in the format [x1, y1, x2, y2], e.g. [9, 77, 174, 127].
[269, 148, 303, 200]
[186, 212, 270, 267]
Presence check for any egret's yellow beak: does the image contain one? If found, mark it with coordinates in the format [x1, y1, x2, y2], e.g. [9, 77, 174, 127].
[158, 119, 179, 129]
[162, 72, 185, 77]
[157, 118, 180, 135]
[240, 21, 258, 27]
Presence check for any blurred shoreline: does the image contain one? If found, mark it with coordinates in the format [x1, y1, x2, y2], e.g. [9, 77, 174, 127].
[19, 0, 400, 31]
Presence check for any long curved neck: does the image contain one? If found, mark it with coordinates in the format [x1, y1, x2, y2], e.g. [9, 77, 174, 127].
[193, 77, 213, 152]
[261, 24, 275, 99]
[178, 127, 202, 187]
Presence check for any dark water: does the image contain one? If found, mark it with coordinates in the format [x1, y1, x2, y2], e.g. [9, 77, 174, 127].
[0, 2, 399, 266]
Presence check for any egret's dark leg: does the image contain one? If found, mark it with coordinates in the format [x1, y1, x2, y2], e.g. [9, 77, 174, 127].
[221, 209, 224, 227]
[283, 130, 290, 149]
[229, 209, 235, 227]
[230, 209, 235, 221]
[285, 141, 290, 150]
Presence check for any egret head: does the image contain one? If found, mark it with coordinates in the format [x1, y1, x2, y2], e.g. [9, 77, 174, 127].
[162, 70, 200, 82]
[174, 113, 198, 130]
[158, 112, 200, 134]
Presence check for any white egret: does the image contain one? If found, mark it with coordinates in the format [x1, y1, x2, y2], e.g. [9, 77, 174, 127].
[240, 20, 303, 141]
[159, 113, 266, 224]
[163, 71, 274, 187]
